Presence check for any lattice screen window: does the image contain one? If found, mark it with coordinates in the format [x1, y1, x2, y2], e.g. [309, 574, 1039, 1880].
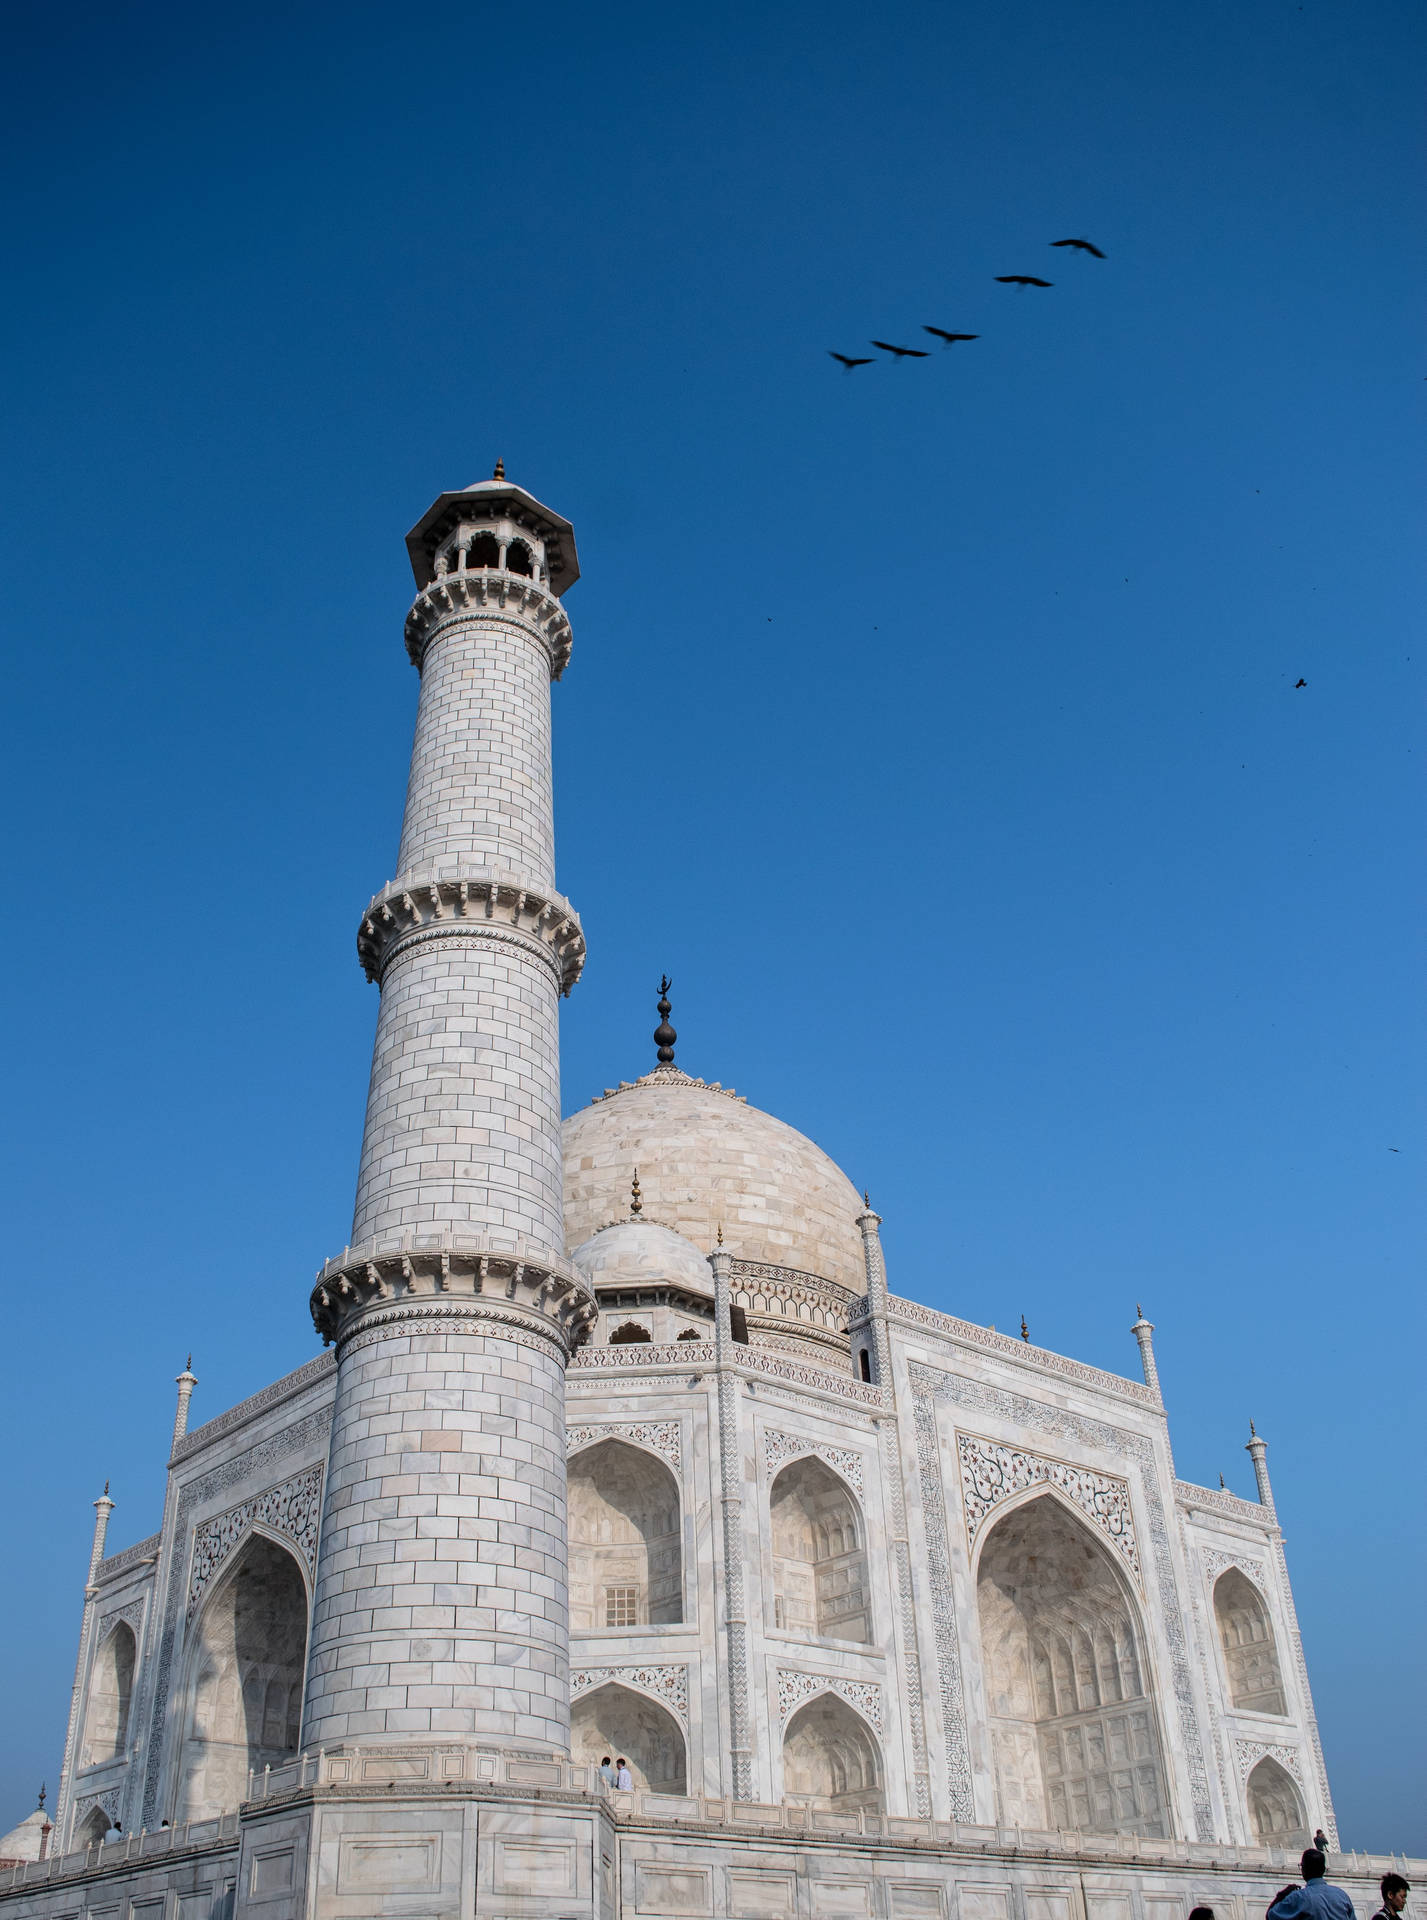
[605, 1585, 640, 1627]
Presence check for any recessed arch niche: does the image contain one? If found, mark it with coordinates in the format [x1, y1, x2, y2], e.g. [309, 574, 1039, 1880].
[782, 1694, 884, 1812]
[81, 1620, 137, 1766]
[77, 1805, 115, 1848]
[1214, 1569, 1287, 1715]
[1247, 1756, 1307, 1847]
[769, 1456, 870, 1642]
[569, 1682, 686, 1792]
[976, 1490, 1169, 1837]
[175, 1532, 309, 1822]
[567, 1439, 682, 1630]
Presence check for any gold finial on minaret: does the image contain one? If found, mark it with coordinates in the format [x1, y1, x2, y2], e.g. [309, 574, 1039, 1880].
[716, 1223, 724, 1246]
[1020, 1315, 1030, 1342]
[492, 456, 505, 480]
[630, 1169, 642, 1217]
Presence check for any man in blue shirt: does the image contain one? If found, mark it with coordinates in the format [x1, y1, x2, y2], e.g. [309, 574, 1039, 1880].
[1268, 1851, 1356, 1920]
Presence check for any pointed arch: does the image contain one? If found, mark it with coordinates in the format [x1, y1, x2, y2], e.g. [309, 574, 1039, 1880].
[1214, 1569, 1287, 1715]
[1247, 1756, 1307, 1846]
[568, 1439, 682, 1630]
[175, 1530, 309, 1822]
[976, 1489, 1169, 1837]
[782, 1693, 884, 1812]
[81, 1620, 137, 1766]
[77, 1805, 114, 1848]
[769, 1456, 870, 1643]
[569, 1682, 686, 1793]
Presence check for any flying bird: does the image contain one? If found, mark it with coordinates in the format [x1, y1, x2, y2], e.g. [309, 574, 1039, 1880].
[870, 340, 930, 358]
[1050, 237, 1106, 258]
[828, 351, 874, 370]
[923, 327, 980, 345]
[1294, 678, 1307, 688]
[995, 275, 1052, 288]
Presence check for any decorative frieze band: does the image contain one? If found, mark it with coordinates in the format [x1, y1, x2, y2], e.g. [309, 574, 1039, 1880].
[404, 571, 573, 677]
[571, 1663, 689, 1723]
[763, 1428, 865, 1494]
[567, 1420, 682, 1476]
[1202, 1548, 1269, 1595]
[957, 1430, 1142, 1584]
[891, 1297, 1157, 1407]
[187, 1464, 324, 1619]
[1236, 1739, 1303, 1782]
[309, 1240, 597, 1351]
[776, 1669, 884, 1735]
[74, 1786, 122, 1832]
[97, 1597, 146, 1644]
[357, 872, 585, 993]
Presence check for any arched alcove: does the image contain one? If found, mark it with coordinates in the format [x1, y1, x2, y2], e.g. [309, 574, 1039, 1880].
[782, 1694, 884, 1812]
[976, 1492, 1169, 1837]
[175, 1533, 308, 1822]
[568, 1440, 682, 1630]
[467, 531, 500, 569]
[769, 1457, 870, 1643]
[1247, 1757, 1307, 1847]
[505, 538, 533, 576]
[1214, 1570, 1287, 1715]
[570, 1682, 686, 1792]
[608, 1322, 651, 1345]
[77, 1806, 114, 1848]
[81, 1621, 136, 1766]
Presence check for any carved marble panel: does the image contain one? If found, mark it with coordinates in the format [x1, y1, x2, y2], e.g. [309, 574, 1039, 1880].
[764, 1428, 865, 1494]
[567, 1419, 682, 1477]
[957, 1431, 1141, 1585]
[186, 1463, 324, 1618]
[571, 1662, 689, 1722]
[776, 1668, 885, 1734]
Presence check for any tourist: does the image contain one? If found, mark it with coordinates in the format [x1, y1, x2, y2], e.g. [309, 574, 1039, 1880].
[598, 1756, 615, 1789]
[615, 1758, 634, 1791]
[1372, 1875, 1410, 1920]
[1267, 1851, 1356, 1920]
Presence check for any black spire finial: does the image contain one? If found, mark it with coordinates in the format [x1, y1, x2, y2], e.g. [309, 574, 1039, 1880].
[630, 1169, 642, 1217]
[37, 1783, 46, 1810]
[654, 976, 677, 1066]
[185, 1353, 193, 1371]
[492, 456, 505, 480]
[1219, 1473, 1226, 1488]
[102, 1479, 109, 1497]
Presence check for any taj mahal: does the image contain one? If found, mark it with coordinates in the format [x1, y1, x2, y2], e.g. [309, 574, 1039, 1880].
[1, 471, 1413, 1920]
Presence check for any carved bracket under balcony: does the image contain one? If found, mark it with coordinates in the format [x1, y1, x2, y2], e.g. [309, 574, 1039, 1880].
[404, 571, 574, 678]
[358, 871, 585, 993]
[310, 1239, 598, 1353]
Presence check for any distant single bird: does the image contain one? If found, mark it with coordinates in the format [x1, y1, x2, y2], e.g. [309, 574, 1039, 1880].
[1294, 678, 1307, 688]
[1388, 1147, 1400, 1152]
[828, 351, 874, 370]
[1050, 237, 1106, 258]
[995, 275, 1053, 288]
[870, 339, 930, 358]
[923, 327, 980, 345]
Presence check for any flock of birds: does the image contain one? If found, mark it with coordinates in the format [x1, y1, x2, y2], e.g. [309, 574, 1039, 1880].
[829, 235, 1105, 370]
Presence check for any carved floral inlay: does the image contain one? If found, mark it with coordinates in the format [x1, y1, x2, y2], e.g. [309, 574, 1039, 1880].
[571, 1663, 689, 1722]
[1236, 1739, 1303, 1782]
[763, 1428, 865, 1494]
[776, 1669, 884, 1734]
[186, 1465, 323, 1618]
[957, 1430, 1141, 1583]
[567, 1420, 682, 1476]
[1203, 1548, 1268, 1595]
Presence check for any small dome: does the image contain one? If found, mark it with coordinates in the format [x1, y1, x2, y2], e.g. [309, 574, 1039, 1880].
[563, 1070, 865, 1293]
[0, 1809, 53, 1864]
[570, 1220, 713, 1295]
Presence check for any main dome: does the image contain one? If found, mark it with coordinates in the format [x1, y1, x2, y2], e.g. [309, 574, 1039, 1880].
[561, 1068, 867, 1294]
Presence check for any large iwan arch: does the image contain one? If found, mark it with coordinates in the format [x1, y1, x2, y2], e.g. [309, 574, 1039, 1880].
[976, 1490, 1170, 1837]
[81, 1620, 136, 1766]
[567, 1440, 682, 1630]
[1214, 1569, 1287, 1715]
[569, 1682, 686, 1793]
[175, 1532, 309, 1822]
[782, 1694, 884, 1812]
[769, 1457, 870, 1643]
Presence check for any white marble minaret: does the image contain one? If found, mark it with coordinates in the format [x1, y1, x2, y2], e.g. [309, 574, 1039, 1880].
[302, 468, 597, 1756]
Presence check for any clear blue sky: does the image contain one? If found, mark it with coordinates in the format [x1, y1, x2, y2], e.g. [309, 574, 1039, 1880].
[2, 0, 1421, 1854]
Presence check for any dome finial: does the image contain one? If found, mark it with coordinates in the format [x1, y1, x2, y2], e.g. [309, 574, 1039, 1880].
[630, 1169, 642, 1217]
[1020, 1315, 1030, 1342]
[654, 976, 677, 1066]
[717, 1222, 724, 1246]
[492, 456, 505, 480]
[37, 1783, 46, 1810]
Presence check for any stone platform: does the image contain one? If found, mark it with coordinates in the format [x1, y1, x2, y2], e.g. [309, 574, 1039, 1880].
[4, 1749, 1418, 1920]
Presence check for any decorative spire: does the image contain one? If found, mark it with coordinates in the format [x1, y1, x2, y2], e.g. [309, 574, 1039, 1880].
[1249, 1417, 1256, 1436]
[630, 1169, 643, 1217]
[37, 1784, 46, 1810]
[492, 456, 505, 480]
[1218, 1473, 1226, 1489]
[716, 1222, 724, 1246]
[172, 1355, 199, 1451]
[1020, 1315, 1030, 1342]
[654, 976, 677, 1066]
[102, 1479, 109, 1498]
